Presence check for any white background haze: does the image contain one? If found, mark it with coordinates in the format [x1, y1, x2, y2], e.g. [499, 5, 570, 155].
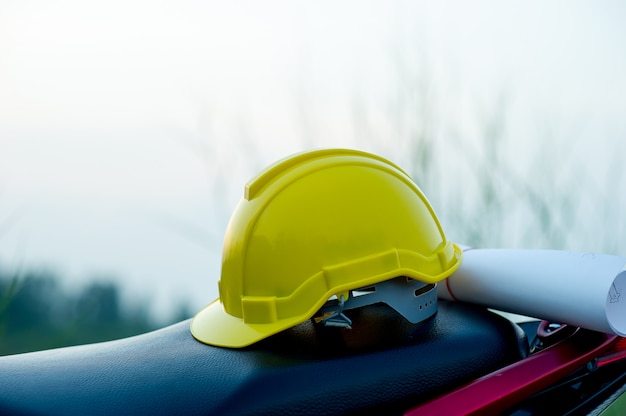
[1, 1, 625, 321]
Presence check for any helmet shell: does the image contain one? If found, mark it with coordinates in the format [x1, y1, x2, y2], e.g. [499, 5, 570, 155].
[191, 149, 462, 347]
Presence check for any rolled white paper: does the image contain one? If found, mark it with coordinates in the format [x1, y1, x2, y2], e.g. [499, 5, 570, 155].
[438, 249, 626, 336]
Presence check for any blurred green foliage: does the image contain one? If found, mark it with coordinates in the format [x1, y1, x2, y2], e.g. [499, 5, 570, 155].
[0, 268, 188, 356]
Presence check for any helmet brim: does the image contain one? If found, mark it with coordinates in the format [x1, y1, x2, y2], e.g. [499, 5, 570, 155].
[190, 298, 301, 348]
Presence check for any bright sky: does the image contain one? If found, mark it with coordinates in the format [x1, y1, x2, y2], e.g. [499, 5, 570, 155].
[1, 1, 625, 321]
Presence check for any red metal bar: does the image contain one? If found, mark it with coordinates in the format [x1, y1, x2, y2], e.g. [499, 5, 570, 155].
[404, 330, 619, 416]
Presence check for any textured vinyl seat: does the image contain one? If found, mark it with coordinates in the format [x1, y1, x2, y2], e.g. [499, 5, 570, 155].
[0, 301, 528, 416]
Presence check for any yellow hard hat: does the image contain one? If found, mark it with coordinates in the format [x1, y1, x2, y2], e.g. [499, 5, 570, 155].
[191, 149, 462, 348]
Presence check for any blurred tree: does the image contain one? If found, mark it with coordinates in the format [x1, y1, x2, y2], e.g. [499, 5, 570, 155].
[0, 268, 163, 356]
[76, 281, 121, 325]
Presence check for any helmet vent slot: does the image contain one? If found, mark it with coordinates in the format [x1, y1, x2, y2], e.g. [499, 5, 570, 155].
[352, 286, 376, 297]
[414, 283, 436, 297]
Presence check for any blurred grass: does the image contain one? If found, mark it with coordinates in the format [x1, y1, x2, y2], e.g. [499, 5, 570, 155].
[360, 49, 626, 254]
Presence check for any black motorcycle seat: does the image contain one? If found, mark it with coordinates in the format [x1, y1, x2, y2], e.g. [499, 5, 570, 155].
[0, 301, 528, 416]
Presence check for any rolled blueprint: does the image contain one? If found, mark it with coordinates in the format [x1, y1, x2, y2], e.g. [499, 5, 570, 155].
[438, 249, 626, 336]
